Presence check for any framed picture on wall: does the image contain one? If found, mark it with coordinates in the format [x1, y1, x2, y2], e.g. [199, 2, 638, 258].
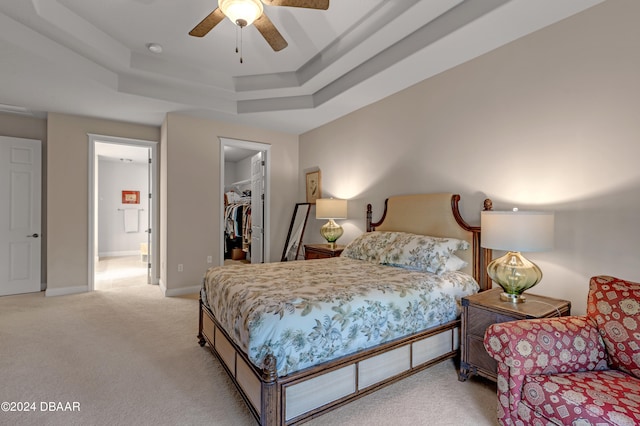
[122, 190, 140, 204]
[305, 170, 321, 204]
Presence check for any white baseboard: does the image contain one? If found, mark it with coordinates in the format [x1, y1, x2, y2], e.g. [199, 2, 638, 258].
[164, 284, 201, 297]
[98, 250, 139, 258]
[45, 280, 194, 297]
[46, 285, 88, 297]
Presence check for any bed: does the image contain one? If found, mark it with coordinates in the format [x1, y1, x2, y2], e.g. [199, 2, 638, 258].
[198, 193, 491, 425]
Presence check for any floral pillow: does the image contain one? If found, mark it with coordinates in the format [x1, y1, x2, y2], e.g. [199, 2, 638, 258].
[378, 233, 470, 275]
[341, 231, 402, 263]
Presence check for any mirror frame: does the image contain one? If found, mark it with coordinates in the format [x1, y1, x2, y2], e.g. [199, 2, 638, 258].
[281, 203, 311, 261]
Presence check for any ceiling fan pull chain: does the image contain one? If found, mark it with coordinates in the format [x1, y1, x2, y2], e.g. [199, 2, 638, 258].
[240, 26, 244, 63]
[234, 20, 245, 64]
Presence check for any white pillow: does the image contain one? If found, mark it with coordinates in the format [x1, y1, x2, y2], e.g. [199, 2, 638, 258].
[443, 254, 468, 273]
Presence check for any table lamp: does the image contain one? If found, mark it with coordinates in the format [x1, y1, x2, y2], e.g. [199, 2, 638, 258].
[481, 209, 554, 303]
[316, 198, 347, 248]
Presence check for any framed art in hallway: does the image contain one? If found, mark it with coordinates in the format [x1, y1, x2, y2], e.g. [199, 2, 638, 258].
[305, 170, 321, 204]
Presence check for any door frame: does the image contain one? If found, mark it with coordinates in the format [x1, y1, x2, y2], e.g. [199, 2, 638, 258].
[88, 134, 159, 290]
[219, 137, 271, 265]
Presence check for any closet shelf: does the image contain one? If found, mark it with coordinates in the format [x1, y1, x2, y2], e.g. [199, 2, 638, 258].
[231, 179, 251, 186]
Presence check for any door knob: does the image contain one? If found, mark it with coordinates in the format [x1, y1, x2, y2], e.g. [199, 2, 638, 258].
[27, 233, 39, 238]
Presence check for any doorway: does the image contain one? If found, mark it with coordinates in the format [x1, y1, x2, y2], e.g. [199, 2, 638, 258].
[220, 138, 270, 265]
[88, 134, 159, 291]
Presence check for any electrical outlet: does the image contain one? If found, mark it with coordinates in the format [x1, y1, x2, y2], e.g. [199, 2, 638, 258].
[178, 264, 183, 272]
[207, 256, 213, 264]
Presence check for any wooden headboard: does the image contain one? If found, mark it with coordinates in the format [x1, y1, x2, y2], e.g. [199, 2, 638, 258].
[366, 193, 490, 291]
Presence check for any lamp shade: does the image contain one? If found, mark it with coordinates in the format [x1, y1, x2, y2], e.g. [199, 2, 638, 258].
[219, 0, 263, 26]
[316, 198, 347, 219]
[481, 210, 554, 252]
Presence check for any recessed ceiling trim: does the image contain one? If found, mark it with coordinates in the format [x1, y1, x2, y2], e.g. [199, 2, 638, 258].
[232, 71, 301, 92]
[237, 94, 314, 113]
[233, 0, 424, 93]
[236, 0, 510, 114]
[130, 52, 235, 91]
[0, 11, 118, 89]
[294, 0, 437, 90]
[314, 0, 510, 109]
[118, 74, 238, 113]
[32, 0, 131, 68]
[0, 103, 33, 116]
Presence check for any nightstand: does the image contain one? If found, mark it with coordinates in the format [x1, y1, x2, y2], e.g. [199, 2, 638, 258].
[459, 288, 571, 382]
[304, 244, 345, 260]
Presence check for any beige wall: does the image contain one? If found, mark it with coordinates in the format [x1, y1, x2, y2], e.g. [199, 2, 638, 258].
[161, 113, 298, 294]
[299, 0, 640, 315]
[46, 113, 160, 292]
[4, 110, 297, 296]
[0, 112, 47, 141]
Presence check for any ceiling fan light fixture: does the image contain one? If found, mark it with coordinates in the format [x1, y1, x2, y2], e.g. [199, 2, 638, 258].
[219, 0, 264, 27]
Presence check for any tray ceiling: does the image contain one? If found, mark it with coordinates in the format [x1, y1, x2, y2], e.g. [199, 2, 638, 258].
[0, 0, 603, 134]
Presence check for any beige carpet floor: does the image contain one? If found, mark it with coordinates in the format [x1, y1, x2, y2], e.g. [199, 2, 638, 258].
[0, 284, 497, 425]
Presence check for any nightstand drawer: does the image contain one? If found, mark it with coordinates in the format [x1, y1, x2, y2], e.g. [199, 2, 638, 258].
[304, 244, 345, 260]
[466, 307, 514, 338]
[305, 251, 326, 260]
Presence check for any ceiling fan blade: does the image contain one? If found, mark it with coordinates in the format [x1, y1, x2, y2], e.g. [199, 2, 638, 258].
[189, 8, 225, 37]
[254, 13, 288, 51]
[262, 0, 329, 10]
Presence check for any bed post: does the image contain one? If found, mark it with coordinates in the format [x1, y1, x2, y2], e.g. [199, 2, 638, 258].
[198, 297, 206, 347]
[260, 354, 278, 425]
[451, 194, 492, 291]
[367, 199, 389, 231]
[480, 198, 493, 291]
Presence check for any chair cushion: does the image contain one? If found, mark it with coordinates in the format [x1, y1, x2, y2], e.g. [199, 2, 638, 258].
[588, 276, 640, 378]
[520, 370, 640, 425]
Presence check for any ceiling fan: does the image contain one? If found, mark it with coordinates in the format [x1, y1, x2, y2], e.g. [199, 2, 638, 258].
[189, 0, 329, 53]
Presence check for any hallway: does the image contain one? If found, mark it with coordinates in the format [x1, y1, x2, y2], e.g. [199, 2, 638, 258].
[95, 255, 147, 290]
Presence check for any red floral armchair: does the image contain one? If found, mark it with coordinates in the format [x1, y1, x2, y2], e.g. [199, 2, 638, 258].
[483, 276, 640, 425]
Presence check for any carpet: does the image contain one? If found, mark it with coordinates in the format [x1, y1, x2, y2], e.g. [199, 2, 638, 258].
[0, 285, 497, 425]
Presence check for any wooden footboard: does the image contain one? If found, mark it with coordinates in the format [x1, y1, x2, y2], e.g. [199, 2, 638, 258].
[199, 297, 460, 425]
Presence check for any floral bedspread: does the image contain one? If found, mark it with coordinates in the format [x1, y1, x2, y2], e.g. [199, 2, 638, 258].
[202, 257, 479, 377]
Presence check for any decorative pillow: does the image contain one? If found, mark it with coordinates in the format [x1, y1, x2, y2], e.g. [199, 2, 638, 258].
[378, 233, 470, 275]
[341, 231, 402, 263]
[443, 254, 468, 273]
[587, 275, 640, 378]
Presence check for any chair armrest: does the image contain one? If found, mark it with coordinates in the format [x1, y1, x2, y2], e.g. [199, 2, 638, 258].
[483, 315, 608, 425]
[484, 315, 607, 373]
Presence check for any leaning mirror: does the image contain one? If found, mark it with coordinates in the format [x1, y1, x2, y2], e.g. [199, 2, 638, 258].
[281, 203, 311, 261]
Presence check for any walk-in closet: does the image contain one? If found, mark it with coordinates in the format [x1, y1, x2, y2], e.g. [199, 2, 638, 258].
[222, 140, 268, 264]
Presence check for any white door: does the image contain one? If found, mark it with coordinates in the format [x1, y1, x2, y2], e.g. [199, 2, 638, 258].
[0, 136, 41, 296]
[250, 152, 264, 264]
